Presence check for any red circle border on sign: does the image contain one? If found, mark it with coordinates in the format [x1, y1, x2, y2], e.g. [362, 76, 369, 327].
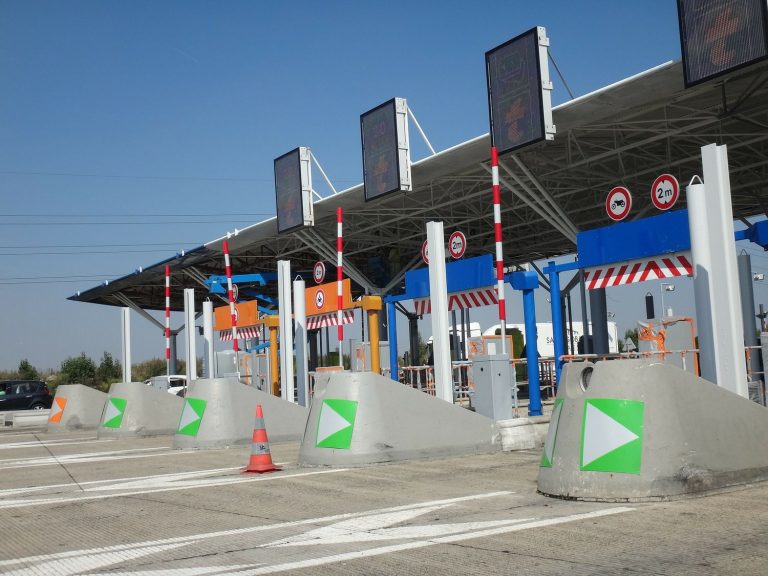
[448, 231, 467, 260]
[605, 186, 632, 222]
[313, 261, 326, 285]
[421, 240, 429, 265]
[650, 173, 679, 211]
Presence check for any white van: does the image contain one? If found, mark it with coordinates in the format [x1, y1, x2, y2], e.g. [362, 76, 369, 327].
[144, 375, 188, 397]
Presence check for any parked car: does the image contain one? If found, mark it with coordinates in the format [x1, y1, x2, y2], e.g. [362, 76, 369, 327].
[0, 380, 53, 411]
[144, 375, 188, 397]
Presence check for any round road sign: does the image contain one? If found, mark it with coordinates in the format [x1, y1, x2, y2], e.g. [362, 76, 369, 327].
[448, 231, 467, 259]
[313, 261, 326, 284]
[605, 187, 632, 221]
[650, 174, 679, 211]
[421, 240, 429, 265]
[315, 289, 325, 310]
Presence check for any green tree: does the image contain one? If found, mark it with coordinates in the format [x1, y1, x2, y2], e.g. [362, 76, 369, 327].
[60, 353, 97, 387]
[132, 358, 167, 381]
[96, 352, 122, 384]
[17, 359, 39, 380]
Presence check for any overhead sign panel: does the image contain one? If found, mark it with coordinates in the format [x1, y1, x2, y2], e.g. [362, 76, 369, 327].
[486, 26, 555, 155]
[214, 300, 259, 330]
[361, 97, 412, 202]
[677, 0, 768, 87]
[305, 279, 352, 316]
[275, 147, 314, 234]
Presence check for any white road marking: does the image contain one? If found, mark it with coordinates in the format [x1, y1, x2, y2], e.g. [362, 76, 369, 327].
[0, 447, 188, 470]
[231, 507, 634, 575]
[0, 467, 345, 510]
[0, 437, 106, 450]
[0, 492, 511, 574]
[0, 491, 633, 576]
[2, 467, 242, 497]
[265, 504, 534, 546]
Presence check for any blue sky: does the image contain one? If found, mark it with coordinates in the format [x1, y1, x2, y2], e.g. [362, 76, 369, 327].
[2, 0, 764, 370]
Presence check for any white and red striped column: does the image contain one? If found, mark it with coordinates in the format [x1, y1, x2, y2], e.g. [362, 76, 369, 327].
[222, 240, 240, 354]
[165, 265, 171, 376]
[491, 146, 507, 355]
[336, 207, 344, 367]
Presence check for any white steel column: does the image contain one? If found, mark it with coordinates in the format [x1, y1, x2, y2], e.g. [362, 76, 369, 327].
[427, 221, 453, 403]
[293, 278, 309, 406]
[202, 300, 215, 378]
[184, 288, 198, 381]
[687, 143, 747, 397]
[277, 260, 295, 402]
[121, 307, 131, 382]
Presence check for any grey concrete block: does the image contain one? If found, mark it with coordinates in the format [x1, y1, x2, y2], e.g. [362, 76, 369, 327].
[173, 377, 309, 450]
[299, 370, 500, 467]
[537, 360, 768, 501]
[98, 382, 184, 438]
[47, 384, 108, 431]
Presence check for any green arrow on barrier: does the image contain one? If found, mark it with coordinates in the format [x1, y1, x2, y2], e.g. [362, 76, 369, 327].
[316, 399, 358, 449]
[580, 398, 644, 474]
[177, 398, 207, 436]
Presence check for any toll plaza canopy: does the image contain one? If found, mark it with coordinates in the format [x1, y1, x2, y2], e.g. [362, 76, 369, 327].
[69, 58, 768, 313]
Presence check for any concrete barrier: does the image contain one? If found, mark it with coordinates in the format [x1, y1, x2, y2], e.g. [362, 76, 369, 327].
[538, 359, 768, 501]
[299, 371, 500, 467]
[97, 382, 184, 438]
[47, 384, 108, 431]
[173, 377, 309, 450]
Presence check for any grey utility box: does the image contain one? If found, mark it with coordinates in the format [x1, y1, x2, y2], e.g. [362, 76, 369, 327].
[470, 354, 515, 421]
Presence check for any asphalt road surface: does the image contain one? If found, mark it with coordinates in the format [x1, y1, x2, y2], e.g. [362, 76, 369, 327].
[1, 429, 766, 575]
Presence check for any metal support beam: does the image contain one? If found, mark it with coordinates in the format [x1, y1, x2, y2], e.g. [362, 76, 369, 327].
[427, 221, 453, 403]
[387, 301, 398, 381]
[293, 278, 309, 406]
[522, 287, 542, 416]
[184, 288, 197, 382]
[113, 292, 165, 331]
[202, 300, 215, 378]
[296, 229, 377, 294]
[121, 308, 131, 382]
[481, 163, 576, 243]
[688, 144, 748, 396]
[277, 260, 295, 402]
[547, 262, 565, 386]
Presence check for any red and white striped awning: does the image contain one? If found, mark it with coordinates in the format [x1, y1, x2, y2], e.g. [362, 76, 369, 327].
[583, 251, 692, 290]
[219, 326, 261, 342]
[413, 287, 497, 315]
[306, 310, 355, 330]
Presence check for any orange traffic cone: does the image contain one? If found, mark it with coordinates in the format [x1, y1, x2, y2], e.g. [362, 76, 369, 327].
[242, 404, 281, 474]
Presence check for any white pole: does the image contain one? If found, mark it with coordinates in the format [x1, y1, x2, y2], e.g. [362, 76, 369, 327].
[121, 307, 131, 382]
[277, 260, 295, 402]
[184, 288, 198, 381]
[293, 278, 309, 406]
[427, 221, 453, 403]
[202, 300, 215, 379]
[688, 143, 748, 397]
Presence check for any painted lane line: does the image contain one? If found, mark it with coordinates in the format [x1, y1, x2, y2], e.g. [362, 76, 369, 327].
[265, 503, 535, 547]
[0, 491, 512, 570]
[2, 467, 243, 497]
[0, 446, 166, 463]
[0, 448, 193, 470]
[0, 467, 347, 510]
[0, 437, 106, 450]
[82, 506, 634, 576]
[227, 507, 635, 575]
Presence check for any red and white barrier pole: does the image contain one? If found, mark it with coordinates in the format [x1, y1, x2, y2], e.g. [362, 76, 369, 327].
[165, 265, 171, 376]
[491, 146, 507, 355]
[222, 240, 240, 355]
[336, 207, 344, 368]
